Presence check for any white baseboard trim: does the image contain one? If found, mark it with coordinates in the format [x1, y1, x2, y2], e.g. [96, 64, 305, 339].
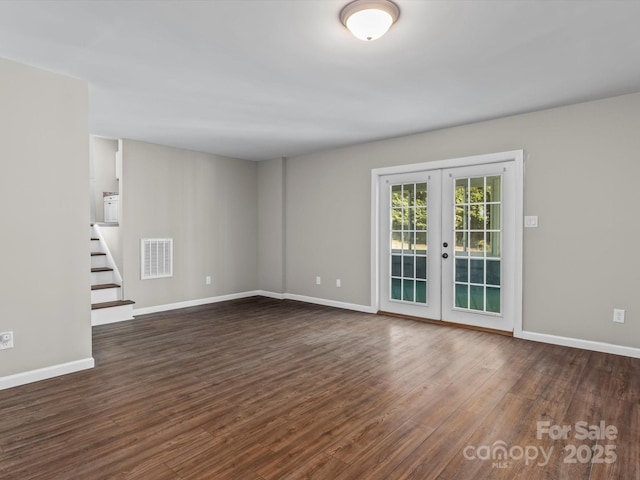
[133, 290, 373, 317]
[521, 330, 640, 359]
[133, 290, 263, 316]
[281, 293, 376, 314]
[0, 357, 95, 391]
[255, 290, 286, 300]
[92, 313, 135, 327]
[128, 292, 640, 359]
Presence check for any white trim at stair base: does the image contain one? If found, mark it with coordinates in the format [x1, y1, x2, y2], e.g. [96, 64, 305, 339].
[91, 304, 135, 326]
[132, 291, 263, 316]
[521, 331, 640, 359]
[0, 357, 95, 391]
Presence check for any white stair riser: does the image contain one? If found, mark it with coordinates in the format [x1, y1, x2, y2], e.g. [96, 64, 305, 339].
[91, 288, 120, 304]
[91, 304, 135, 326]
[90, 241, 102, 253]
[91, 271, 115, 285]
[91, 255, 107, 268]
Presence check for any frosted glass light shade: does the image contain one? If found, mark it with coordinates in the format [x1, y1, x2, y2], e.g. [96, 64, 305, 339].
[340, 0, 400, 41]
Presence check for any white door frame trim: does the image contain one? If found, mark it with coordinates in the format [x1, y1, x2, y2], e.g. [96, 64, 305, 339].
[371, 150, 524, 337]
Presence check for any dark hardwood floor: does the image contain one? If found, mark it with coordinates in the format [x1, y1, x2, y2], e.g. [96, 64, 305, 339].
[1, 297, 638, 479]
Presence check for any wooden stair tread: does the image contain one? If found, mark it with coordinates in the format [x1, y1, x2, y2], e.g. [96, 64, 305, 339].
[91, 238, 100, 241]
[91, 283, 121, 291]
[91, 252, 107, 256]
[91, 267, 113, 272]
[91, 300, 135, 310]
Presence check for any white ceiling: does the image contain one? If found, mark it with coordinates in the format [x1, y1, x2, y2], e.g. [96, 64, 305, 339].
[0, 0, 639, 161]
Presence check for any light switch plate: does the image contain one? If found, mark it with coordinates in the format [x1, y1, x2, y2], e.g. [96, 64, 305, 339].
[524, 216, 538, 228]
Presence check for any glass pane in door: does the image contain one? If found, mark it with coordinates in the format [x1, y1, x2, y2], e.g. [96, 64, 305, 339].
[390, 182, 428, 304]
[453, 175, 501, 313]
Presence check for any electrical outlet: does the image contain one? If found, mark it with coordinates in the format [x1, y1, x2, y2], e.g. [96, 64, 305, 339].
[205, 275, 212, 285]
[613, 309, 625, 324]
[0, 332, 14, 350]
[316, 276, 321, 285]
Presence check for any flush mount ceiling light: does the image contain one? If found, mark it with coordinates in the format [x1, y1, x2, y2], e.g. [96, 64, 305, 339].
[340, 0, 400, 41]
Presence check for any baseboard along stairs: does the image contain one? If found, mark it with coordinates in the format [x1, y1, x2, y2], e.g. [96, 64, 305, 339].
[90, 225, 135, 326]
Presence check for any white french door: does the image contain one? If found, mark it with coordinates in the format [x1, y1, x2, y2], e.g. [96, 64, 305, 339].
[379, 161, 517, 332]
[379, 170, 442, 320]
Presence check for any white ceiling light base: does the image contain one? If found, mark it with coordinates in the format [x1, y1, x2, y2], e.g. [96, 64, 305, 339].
[340, 0, 400, 41]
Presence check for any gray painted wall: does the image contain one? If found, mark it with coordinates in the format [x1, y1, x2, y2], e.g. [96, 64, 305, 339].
[92, 136, 119, 223]
[3, 53, 637, 384]
[281, 92, 640, 349]
[121, 140, 258, 309]
[0, 58, 91, 376]
[101, 226, 123, 276]
[92, 136, 123, 273]
[258, 158, 285, 294]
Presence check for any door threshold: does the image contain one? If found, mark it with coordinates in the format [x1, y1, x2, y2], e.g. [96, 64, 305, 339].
[377, 310, 513, 337]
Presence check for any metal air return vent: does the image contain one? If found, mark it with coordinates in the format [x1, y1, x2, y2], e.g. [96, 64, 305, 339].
[141, 238, 173, 280]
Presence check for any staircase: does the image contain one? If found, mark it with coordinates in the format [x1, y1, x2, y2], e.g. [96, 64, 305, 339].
[90, 225, 135, 325]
